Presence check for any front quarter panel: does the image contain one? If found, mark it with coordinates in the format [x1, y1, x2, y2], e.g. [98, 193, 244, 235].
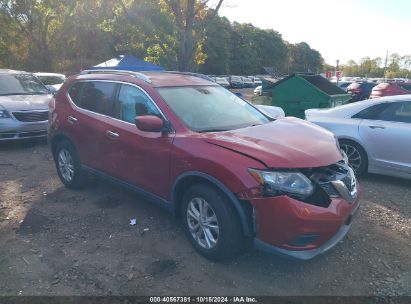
[309, 117, 361, 142]
[171, 135, 265, 196]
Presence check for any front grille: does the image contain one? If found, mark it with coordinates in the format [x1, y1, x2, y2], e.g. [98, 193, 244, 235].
[300, 161, 356, 208]
[320, 182, 339, 197]
[12, 111, 48, 122]
[19, 130, 47, 138]
[0, 132, 16, 139]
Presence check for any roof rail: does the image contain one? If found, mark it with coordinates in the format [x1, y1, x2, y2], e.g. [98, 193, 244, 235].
[163, 71, 214, 82]
[80, 69, 151, 83]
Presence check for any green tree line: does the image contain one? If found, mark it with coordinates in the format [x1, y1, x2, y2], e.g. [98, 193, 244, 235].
[324, 54, 411, 79]
[0, 0, 324, 75]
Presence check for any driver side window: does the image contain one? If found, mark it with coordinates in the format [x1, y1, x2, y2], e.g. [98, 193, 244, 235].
[114, 84, 160, 124]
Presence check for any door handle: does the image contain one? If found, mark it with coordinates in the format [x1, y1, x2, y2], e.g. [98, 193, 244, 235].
[106, 130, 120, 139]
[368, 125, 385, 129]
[67, 116, 78, 124]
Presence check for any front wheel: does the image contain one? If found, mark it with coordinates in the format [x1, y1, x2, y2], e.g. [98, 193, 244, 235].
[181, 183, 243, 260]
[339, 139, 368, 176]
[55, 140, 87, 189]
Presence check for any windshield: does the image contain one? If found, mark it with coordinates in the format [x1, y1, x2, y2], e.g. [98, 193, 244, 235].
[158, 86, 271, 132]
[37, 75, 65, 86]
[0, 74, 49, 95]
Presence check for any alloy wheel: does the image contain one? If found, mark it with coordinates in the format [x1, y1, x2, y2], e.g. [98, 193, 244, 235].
[186, 197, 220, 249]
[341, 143, 362, 173]
[58, 148, 74, 183]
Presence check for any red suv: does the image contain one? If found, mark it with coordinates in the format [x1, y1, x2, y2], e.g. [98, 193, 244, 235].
[370, 82, 411, 99]
[49, 70, 360, 260]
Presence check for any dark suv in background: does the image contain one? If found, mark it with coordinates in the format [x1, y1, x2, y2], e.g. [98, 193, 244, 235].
[346, 82, 376, 102]
[49, 70, 359, 260]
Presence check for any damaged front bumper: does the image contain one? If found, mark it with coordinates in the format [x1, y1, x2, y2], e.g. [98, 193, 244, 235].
[249, 162, 360, 260]
[254, 199, 360, 260]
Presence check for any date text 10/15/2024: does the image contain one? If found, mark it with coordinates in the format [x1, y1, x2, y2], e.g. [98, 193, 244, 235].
[149, 297, 258, 303]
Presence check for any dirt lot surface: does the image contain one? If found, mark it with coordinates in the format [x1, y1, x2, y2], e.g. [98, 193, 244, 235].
[0, 140, 410, 296]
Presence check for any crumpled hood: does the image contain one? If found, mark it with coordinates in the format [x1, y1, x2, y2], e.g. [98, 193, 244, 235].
[203, 117, 342, 168]
[0, 94, 51, 111]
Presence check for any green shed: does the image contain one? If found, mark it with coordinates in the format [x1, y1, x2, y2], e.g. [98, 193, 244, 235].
[266, 73, 351, 118]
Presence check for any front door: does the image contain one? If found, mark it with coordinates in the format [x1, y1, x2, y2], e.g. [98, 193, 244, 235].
[359, 100, 411, 173]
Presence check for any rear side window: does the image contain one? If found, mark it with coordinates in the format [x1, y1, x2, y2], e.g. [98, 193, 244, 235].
[352, 103, 390, 119]
[68, 82, 84, 106]
[376, 101, 411, 123]
[75, 81, 117, 116]
[113, 84, 160, 123]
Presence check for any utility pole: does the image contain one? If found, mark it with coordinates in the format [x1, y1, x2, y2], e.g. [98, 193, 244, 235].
[384, 50, 388, 81]
[336, 59, 340, 86]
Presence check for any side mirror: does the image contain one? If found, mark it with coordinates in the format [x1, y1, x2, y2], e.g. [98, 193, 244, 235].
[135, 115, 164, 132]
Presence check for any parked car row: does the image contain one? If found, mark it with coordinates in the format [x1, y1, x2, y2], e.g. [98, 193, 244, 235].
[336, 80, 411, 102]
[209, 75, 263, 89]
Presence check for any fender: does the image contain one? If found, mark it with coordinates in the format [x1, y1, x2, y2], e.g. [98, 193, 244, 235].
[172, 171, 252, 237]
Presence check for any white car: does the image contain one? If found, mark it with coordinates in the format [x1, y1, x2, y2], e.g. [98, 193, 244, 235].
[305, 95, 411, 179]
[254, 85, 262, 96]
[34, 72, 66, 92]
[256, 105, 285, 119]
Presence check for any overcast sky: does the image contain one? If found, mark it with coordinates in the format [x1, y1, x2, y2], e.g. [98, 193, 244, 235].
[211, 0, 411, 65]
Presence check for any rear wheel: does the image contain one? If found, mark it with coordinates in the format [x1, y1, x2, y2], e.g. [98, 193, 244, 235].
[339, 139, 368, 176]
[55, 140, 87, 189]
[181, 183, 243, 260]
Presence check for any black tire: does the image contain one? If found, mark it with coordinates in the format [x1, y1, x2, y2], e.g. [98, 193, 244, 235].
[181, 183, 243, 261]
[339, 139, 368, 176]
[54, 140, 87, 189]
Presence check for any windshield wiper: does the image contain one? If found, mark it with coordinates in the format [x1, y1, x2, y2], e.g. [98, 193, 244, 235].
[198, 128, 229, 133]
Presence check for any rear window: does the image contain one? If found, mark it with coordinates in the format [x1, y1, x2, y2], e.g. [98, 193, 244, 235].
[37, 75, 65, 86]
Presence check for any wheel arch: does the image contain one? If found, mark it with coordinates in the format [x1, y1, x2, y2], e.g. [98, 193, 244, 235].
[172, 171, 253, 237]
[338, 137, 369, 171]
[50, 133, 74, 159]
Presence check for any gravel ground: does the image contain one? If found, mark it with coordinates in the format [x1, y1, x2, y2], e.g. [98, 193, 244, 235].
[0, 139, 410, 297]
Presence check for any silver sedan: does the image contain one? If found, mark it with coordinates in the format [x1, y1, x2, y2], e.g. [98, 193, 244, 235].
[305, 95, 411, 179]
[0, 70, 51, 141]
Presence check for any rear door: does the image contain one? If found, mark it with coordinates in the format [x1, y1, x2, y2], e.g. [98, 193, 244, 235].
[359, 101, 411, 173]
[101, 83, 174, 199]
[66, 80, 117, 171]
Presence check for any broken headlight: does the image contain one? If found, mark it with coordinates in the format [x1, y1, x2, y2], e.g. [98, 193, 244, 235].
[248, 169, 314, 199]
